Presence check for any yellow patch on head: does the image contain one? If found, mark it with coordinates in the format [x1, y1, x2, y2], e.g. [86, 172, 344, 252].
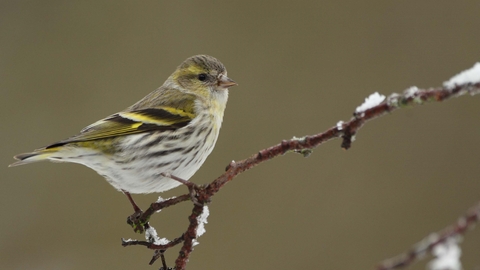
[172, 64, 205, 81]
[186, 65, 205, 74]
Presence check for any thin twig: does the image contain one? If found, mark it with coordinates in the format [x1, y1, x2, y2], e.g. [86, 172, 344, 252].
[377, 201, 480, 270]
[121, 234, 184, 250]
[205, 83, 480, 197]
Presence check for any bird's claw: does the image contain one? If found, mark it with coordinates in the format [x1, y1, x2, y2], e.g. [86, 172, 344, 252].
[127, 210, 149, 234]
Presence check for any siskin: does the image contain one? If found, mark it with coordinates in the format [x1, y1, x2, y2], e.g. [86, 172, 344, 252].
[10, 55, 236, 210]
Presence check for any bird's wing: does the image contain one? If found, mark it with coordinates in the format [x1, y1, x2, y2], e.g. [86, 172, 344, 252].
[45, 106, 195, 148]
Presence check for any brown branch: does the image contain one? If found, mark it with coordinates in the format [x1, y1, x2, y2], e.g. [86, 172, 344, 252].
[121, 234, 184, 250]
[377, 201, 480, 270]
[205, 82, 480, 197]
[174, 204, 204, 269]
[123, 81, 480, 269]
[130, 194, 191, 229]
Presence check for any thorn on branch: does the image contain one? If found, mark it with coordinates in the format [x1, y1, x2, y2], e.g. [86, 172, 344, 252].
[341, 128, 355, 150]
[225, 160, 236, 171]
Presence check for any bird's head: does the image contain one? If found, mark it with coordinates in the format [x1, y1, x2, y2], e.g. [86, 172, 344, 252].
[171, 55, 237, 100]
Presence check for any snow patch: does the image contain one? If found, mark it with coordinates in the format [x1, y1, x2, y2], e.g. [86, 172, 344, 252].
[444, 62, 480, 89]
[196, 206, 210, 238]
[355, 92, 386, 113]
[428, 237, 462, 270]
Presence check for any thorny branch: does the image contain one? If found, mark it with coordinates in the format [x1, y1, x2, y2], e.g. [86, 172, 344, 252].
[123, 81, 480, 270]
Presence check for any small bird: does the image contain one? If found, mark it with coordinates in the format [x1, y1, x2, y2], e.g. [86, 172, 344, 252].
[10, 55, 236, 211]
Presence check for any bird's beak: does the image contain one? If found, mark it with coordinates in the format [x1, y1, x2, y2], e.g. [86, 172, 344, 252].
[218, 74, 237, 88]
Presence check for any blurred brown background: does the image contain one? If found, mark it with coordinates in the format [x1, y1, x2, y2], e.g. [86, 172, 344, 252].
[2, 1, 480, 269]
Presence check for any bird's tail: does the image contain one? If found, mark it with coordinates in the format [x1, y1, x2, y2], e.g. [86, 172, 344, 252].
[9, 148, 60, 167]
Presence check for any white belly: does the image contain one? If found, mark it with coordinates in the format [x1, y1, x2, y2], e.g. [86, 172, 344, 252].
[54, 121, 219, 194]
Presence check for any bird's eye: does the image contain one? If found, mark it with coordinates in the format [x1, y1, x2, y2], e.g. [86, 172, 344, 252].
[197, 73, 207, 82]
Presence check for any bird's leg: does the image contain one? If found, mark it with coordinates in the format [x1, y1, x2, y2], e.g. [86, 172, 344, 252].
[123, 190, 148, 233]
[123, 191, 142, 213]
[160, 173, 203, 206]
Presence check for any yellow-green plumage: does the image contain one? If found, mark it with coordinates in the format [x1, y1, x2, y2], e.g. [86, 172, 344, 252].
[10, 55, 236, 195]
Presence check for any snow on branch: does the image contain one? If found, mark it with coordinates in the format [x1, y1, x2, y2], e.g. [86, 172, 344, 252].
[428, 237, 462, 270]
[444, 62, 480, 89]
[355, 92, 386, 113]
[377, 201, 480, 270]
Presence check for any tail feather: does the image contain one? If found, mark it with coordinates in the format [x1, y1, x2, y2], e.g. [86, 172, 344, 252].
[9, 149, 58, 167]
